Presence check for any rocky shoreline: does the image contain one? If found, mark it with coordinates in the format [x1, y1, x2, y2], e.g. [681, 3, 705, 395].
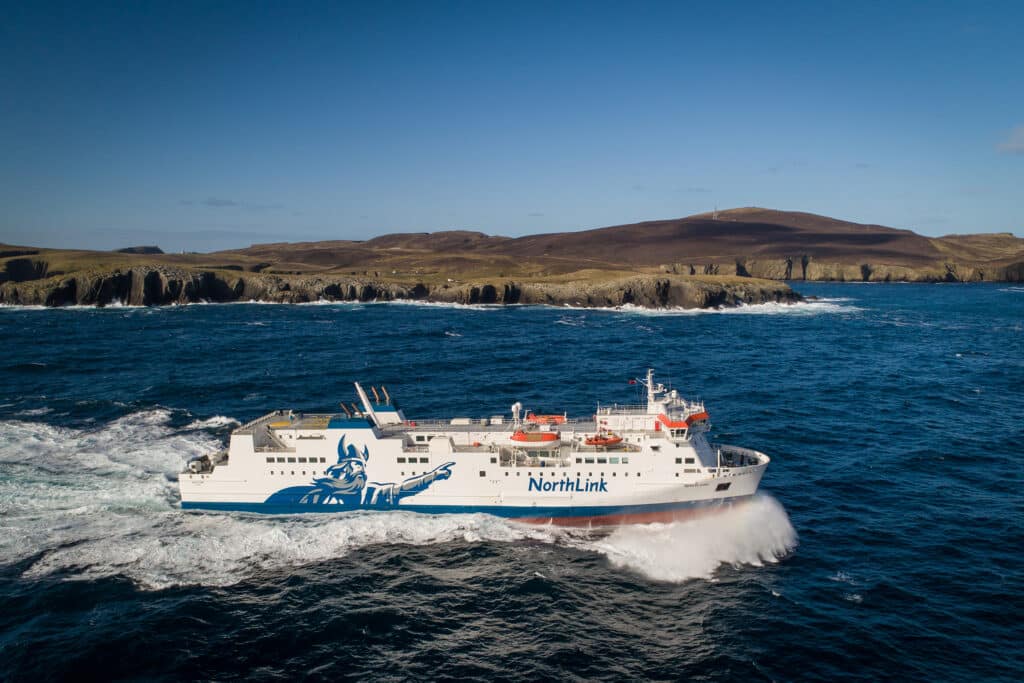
[0, 266, 801, 309]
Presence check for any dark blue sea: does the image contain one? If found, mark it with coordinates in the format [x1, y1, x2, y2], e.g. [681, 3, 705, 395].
[1, 284, 1022, 681]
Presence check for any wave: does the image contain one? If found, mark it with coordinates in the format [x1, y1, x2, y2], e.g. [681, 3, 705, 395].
[583, 496, 797, 582]
[1, 411, 796, 590]
[609, 299, 861, 316]
[0, 297, 855, 315]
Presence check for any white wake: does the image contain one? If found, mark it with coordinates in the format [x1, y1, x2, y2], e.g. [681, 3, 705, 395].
[1, 411, 796, 590]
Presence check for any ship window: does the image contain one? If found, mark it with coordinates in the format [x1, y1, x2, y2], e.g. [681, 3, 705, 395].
[610, 457, 619, 464]
[675, 458, 682, 464]
[716, 482, 731, 491]
[505, 472, 509, 476]
[320, 457, 326, 463]
[612, 472, 616, 476]
[685, 458, 694, 464]
[517, 472, 521, 476]
[290, 471, 295, 475]
[622, 457, 630, 464]
[298, 457, 307, 463]
[397, 457, 406, 463]
[584, 457, 594, 464]
[651, 445, 660, 451]
[276, 457, 285, 462]
[419, 457, 429, 463]
[636, 473, 640, 478]
[302, 471, 306, 475]
[415, 435, 426, 442]
[401, 472, 404, 476]
[675, 473, 679, 477]
[575, 458, 582, 463]
[287, 457, 296, 463]
[266, 457, 274, 463]
[480, 471, 486, 477]
[597, 457, 607, 464]
[490, 457, 497, 463]
[624, 473, 628, 477]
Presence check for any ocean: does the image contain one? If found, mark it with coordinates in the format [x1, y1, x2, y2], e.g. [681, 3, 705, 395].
[1, 283, 1021, 681]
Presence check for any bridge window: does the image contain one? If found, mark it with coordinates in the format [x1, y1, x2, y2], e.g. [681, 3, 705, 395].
[397, 457, 406, 463]
[419, 457, 429, 463]
[276, 457, 285, 462]
[319, 457, 326, 463]
[266, 457, 274, 463]
[575, 458, 582, 463]
[298, 457, 307, 463]
[622, 457, 630, 464]
[675, 457, 682, 464]
[597, 457, 607, 464]
[415, 435, 426, 442]
[610, 457, 619, 464]
[685, 457, 695, 464]
[584, 457, 594, 464]
[716, 482, 731, 491]
[287, 457, 296, 463]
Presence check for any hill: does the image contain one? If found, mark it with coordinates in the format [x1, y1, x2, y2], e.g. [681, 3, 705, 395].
[2, 207, 1022, 307]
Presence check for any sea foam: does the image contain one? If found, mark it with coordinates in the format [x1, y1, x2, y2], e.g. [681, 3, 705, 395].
[1, 411, 796, 590]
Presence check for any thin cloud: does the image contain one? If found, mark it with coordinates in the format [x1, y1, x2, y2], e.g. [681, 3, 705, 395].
[202, 197, 238, 207]
[180, 197, 283, 210]
[997, 125, 1024, 154]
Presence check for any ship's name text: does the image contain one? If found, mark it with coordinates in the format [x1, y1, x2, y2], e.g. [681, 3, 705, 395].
[528, 477, 608, 493]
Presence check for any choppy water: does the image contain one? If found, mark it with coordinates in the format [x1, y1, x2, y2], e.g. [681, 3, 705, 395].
[1, 284, 1021, 681]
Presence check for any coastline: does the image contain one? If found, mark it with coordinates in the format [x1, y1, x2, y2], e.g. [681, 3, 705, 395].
[0, 267, 802, 310]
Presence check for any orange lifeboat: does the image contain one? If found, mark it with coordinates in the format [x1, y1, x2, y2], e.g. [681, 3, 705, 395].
[526, 413, 567, 425]
[585, 433, 623, 447]
[511, 430, 560, 443]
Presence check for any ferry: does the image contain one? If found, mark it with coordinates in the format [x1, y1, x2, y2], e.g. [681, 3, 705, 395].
[179, 370, 770, 525]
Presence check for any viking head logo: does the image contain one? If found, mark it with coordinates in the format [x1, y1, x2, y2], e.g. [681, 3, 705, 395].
[309, 436, 370, 502]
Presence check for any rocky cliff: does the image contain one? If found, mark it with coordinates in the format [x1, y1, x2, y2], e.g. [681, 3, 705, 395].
[0, 266, 800, 309]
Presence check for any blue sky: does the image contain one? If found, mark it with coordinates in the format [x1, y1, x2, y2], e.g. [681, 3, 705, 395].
[1, 1, 1021, 252]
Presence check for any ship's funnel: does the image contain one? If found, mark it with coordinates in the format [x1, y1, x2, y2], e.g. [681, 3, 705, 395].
[354, 382, 378, 426]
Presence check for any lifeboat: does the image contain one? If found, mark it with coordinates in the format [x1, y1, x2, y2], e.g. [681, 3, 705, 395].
[526, 413, 567, 425]
[585, 433, 623, 447]
[511, 430, 560, 443]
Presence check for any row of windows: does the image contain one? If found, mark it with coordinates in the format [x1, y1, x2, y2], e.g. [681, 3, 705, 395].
[476, 471, 730, 481]
[574, 456, 631, 465]
[269, 470, 323, 476]
[675, 457, 696, 464]
[477, 470, 645, 478]
[397, 457, 430, 463]
[265, 456, 327, 464]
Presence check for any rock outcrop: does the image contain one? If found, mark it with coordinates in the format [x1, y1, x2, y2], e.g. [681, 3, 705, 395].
[0, 266, 800, 309]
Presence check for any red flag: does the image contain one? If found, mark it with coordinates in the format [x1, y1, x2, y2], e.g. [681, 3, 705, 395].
[627, 379, 637, 385]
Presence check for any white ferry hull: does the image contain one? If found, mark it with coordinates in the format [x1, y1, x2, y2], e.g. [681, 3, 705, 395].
[179, 372, 771, 527]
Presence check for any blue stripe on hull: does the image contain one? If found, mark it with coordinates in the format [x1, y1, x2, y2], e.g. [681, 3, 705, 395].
[180, 496, 752, 520]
